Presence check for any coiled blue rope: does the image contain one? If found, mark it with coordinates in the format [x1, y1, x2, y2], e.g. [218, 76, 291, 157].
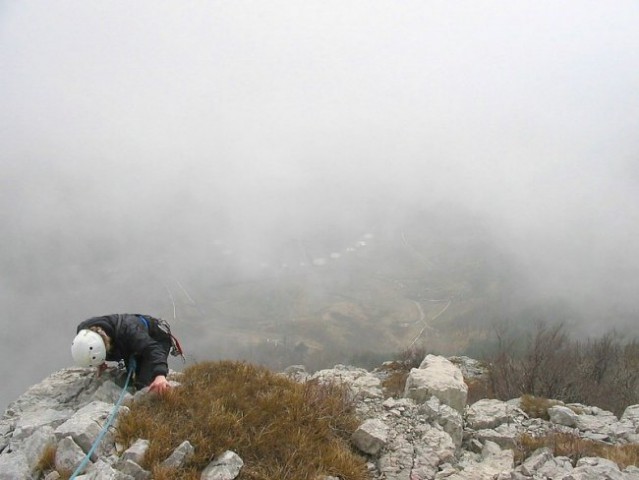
[69, 358, 136, 479]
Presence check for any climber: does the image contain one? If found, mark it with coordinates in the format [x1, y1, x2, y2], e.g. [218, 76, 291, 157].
[71, 314, 181, 394]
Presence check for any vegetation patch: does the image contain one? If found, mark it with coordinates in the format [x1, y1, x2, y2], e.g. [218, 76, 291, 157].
[520, 394, 563, 420]
[485, 323, 639, 416]
[378, 347, 429, 398]
[35, 444, 57, 477]
[116, 361, 369, 480]
[378, 361, 410, 399]
[516, 432, 639, 469]
[465, 377, 492, 405]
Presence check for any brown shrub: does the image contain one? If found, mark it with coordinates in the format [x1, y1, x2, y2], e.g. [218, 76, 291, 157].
[377, 360, 411, 398]
[116, 360, 369, 480]
[519, 394, 562, 420]
[35, 444, 56, 475]
[516, 432, 639, 469]
[381, 370, 409, 399]
[396, 346, 428, 369]
[484, 323, 639, 416]
[465, 377, 493, 405]
[377, 347, 430, 399]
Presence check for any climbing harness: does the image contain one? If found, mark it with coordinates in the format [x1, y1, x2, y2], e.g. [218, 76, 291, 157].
[69, 358, 137, 479]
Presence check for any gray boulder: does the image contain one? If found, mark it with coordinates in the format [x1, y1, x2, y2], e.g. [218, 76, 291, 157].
[441, 441, 513, 479]
[466, 399, 515, 430]
[0, 450, 30, 480]
[54, 436, 87, 475]
[54, 401, 126, 459]
[419, 396, 464, 447]
[201, 450, 244, 480]
[311, 365, 383, 399]
[160, 440, 194, 469]
[77, 458, 134, 479]
[120, 438, 149, 465]
[351, 419, 388, 455]
[548, 405, 579, 427]
[115, 458, 151, 480]
[404, 355, 468, 412]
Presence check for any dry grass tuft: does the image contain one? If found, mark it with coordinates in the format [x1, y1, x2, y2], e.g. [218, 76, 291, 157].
[520, 394, 562, 420]
[396, 346, 428, 369]
[35, 444, 56, 475]
[116, 360, 369, 480]
[381, 370, 409, 399]
[378, 361, 411, 398]
[516, 432, 639, 469]
[151, 465, 191, 479]
[378, 347, 428, 399]
[465, 377, 493, 405]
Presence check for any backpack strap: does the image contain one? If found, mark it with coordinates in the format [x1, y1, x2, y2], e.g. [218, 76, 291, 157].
[114, 314, 123, 338]
[136, 315, 150, 330]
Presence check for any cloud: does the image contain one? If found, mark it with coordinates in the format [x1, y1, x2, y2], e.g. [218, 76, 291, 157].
[1, 0, 638, 410]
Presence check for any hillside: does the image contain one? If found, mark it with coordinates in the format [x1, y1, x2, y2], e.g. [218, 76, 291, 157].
[160, 206, 540, 372]
[3, 355, 639, 479]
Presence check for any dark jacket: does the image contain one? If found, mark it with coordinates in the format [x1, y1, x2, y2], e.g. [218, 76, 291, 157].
[77, 313, 170, 388]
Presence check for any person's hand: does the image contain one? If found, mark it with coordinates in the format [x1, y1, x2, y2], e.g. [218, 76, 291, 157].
[96, 362, 109, 377]
[148, 375, 170, 394]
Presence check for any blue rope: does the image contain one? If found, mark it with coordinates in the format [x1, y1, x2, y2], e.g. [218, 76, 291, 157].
[69, 358, 137, 479]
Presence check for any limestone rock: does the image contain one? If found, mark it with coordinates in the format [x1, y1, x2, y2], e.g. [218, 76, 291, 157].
[115, 458, 151, 480]
[548, 405, 579, 427]
[0, 450, 30, 480]
[466, 399, 514, 430]
[404, 355, 468, 412]
[54, 436, 87, 475]
[80, 458, 135, 479]
[351, 419, 388, 455]
[120, 439, 149, 465]
[311, 365, 383, 399]
[201, 450, 244, 480]
[54, 401, 127, 459]
[160, 440, 194, 469]
[419, 396, 464, 447]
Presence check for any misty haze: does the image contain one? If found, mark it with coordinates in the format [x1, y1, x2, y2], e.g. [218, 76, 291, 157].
[1, 1, 638, 412]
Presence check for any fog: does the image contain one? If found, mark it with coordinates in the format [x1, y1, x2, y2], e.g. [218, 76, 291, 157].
[1, 1, 638, 411]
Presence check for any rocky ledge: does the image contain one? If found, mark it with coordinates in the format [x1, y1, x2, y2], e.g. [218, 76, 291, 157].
[2, 354, 639, 479]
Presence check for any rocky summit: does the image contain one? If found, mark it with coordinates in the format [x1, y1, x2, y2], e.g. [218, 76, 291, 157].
[3, 355, 639, 479]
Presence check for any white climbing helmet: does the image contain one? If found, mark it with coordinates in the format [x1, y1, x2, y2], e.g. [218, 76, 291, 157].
[71, 329, 107, 367]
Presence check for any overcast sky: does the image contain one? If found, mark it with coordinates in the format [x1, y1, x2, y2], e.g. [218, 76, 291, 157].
[1, 1, 638, 409]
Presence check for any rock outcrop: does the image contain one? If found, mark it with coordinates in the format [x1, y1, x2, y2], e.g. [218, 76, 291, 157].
[404, 354, 468, 412]
[3, 356, 639, 479]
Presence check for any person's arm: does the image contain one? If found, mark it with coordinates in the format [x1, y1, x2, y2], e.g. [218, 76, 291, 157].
[117, 318, 170, 387]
